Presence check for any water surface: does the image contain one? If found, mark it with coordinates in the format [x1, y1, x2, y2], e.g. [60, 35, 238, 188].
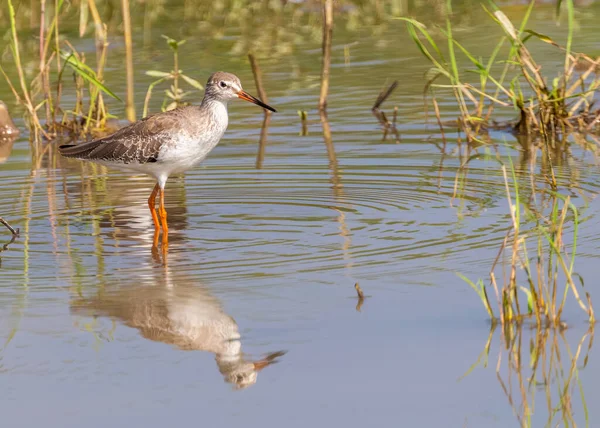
[1, 2, 600, 427]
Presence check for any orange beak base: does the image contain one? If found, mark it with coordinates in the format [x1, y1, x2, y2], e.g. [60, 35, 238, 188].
[237, 90, 277, 113]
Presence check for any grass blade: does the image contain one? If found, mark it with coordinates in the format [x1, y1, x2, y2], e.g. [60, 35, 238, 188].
[60, 50, 122, 101]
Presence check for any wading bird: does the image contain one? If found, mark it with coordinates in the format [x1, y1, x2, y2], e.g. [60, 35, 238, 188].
[59, 71, 276, 247]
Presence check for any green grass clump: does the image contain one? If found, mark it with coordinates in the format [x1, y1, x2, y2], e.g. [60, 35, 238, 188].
[2, 0, 120, 140]
[399, 0, 600, 145]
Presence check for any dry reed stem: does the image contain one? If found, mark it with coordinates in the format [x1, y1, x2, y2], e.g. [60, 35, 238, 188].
[248, 54, 270, 106]
[248, 54, 272, 169]
[318, 0, 333, 111]
[121, 0, 136, 122]
[39, 0, 52, 126]
[94, 24, 109, 129]
[7, 0, 47, 139]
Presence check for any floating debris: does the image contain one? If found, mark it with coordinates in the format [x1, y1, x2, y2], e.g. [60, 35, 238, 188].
[355, 282, 367, 312]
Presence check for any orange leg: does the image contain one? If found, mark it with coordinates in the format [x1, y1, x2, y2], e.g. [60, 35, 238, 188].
[148, 183, 160, 231]
[149, 183, 161, 248]
[158, 186, 169, 245]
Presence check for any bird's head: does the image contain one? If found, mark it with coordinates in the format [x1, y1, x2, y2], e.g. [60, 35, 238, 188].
[205, 71, 276, 112]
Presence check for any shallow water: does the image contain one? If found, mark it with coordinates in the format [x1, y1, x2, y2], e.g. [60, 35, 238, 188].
[1, 1, 600, 427]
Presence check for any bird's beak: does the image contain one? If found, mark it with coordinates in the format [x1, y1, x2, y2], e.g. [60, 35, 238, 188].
[237, 90, 277, 113]
[253, 360, 272, 372]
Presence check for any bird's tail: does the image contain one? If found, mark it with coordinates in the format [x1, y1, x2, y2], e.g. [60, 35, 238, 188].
[58, 141, 97, 159]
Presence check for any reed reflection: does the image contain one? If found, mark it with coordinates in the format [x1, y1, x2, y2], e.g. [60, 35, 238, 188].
[70, 273, 286, 390]
[0, 135, 17, 165]
[463, 324, 595, 427]
[320, 110, 353, 267]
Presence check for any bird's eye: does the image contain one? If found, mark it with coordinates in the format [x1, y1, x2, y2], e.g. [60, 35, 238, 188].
[219, 81, 227, 88]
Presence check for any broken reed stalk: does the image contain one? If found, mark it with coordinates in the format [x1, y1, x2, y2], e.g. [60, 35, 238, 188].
[0, 217, 19, 236]
[372, 80, 400, 142]
[248, 53, 272, 169]
[318, 0, 333, 111]
[373, 81, 398, 111]
[121, 0, 136, 122]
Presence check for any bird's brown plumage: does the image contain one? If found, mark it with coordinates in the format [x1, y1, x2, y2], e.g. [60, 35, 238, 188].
[58, 107, 197, 164]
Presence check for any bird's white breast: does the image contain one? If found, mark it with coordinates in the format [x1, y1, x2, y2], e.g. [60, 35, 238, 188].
[158, 102, 229, 175]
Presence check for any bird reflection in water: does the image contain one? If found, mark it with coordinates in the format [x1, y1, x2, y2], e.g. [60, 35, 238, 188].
[60, 169, 189, 257]
[0, 135, 17, 165]
[70, 280, 286, 390]
[0, 100, 19, 165]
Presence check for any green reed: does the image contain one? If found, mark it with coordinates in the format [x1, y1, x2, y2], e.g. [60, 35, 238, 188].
[142, 36, 204, 118]
[400, 0, 596, 325]
[399, 0, 600, 145]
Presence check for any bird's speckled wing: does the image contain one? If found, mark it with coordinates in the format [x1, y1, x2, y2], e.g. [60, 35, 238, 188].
[58, 110, 185, 164]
